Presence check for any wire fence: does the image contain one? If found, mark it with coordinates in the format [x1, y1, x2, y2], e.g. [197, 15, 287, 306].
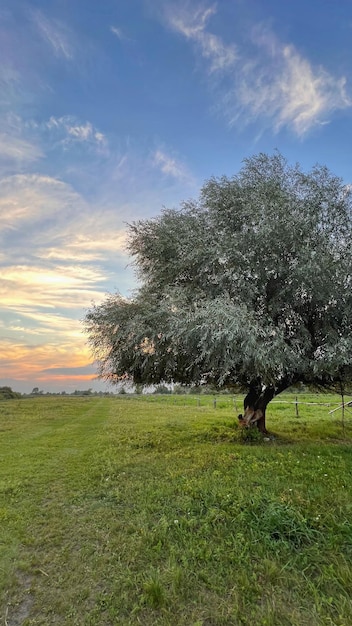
[115, 392, 352, 421]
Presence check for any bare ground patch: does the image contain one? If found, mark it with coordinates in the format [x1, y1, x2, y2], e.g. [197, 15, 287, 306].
[5, 573, 33, 626]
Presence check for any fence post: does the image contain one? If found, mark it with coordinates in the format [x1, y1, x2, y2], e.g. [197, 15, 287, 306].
[213, 397, 217, 409]
[295, 396, 299, 418]
[341, 391, 345, 433]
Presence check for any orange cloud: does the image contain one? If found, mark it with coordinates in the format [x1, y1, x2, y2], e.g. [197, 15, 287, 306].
[0, 338, 93, 381]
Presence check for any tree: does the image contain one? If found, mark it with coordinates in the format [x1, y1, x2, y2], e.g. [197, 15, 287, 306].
[0, 386, 21, 400]
[84, 153, 352, 432]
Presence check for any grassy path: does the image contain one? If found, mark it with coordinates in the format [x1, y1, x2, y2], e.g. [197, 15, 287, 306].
[1, 396, 352, 625]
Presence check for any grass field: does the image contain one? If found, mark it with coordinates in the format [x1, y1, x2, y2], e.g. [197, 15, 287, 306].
[1, 394, 352, 625]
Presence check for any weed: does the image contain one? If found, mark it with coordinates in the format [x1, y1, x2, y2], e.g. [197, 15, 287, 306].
[248, 498, 318, 546]
[238, 424, 264, 444]
[140, 568, 167, 609]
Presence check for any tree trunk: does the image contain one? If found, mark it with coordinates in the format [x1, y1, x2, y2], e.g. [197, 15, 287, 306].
[238, 378, 292, 434]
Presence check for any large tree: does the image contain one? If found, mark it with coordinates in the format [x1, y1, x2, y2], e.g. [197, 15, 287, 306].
[84, 153, 352, 432]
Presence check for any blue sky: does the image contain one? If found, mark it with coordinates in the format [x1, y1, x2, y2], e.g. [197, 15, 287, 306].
[1, 0, 352, 392]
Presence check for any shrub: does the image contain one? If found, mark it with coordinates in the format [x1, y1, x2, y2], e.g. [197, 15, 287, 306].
[154, 384, 171, 394]
[0, 386, 21, 400]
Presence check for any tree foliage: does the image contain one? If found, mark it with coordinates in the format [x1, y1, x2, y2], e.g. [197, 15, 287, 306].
[0, 386, 21, 400]
[84, 153, 352, 426]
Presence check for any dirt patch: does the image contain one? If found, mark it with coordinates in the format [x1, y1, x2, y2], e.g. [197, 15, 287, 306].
[5, 573, 34, 626]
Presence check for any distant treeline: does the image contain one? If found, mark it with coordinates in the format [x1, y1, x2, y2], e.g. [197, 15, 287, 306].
[1, 383, 317, 401]
[0, 386, 116, 400]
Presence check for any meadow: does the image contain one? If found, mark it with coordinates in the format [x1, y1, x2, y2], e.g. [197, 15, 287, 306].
[1, 393, 352, 625]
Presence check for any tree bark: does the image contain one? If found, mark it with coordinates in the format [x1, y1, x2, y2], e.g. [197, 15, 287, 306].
[238, 377, 293, 433]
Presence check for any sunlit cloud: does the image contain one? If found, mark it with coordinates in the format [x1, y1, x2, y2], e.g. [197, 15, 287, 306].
[40, 364, 97, 375]
[0, 171, 132, 371]
[32, 11, 74, 60]
[38, 230, 128, 263]
[0, 168, 139, 282]
[0, 337, 94, 386]
[2, 264, 106, 298]
[0, 310, 83, 338]
[0, 2, 201, 392]
[0, 174, 84, 232]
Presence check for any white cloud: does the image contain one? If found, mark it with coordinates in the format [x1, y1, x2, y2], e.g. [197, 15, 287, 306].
[0, 142, 195, 381]
[229, 28, 352, 136]
[0, 113, 108, 172]
[110, 24, 135, 43]
[1, 265, 107, 313]
[0, 174, 131, 311]
[0, 133, 43, 163]
[0, 114, 43, 170]
[163, 4, 351, 136]
[46, 116, 108, 150]
[153, 149, 194, 183]
[110, 25, 129, 41]
[0, 174, 83, 232]
[0, 173, 131, 318]
[111, 25, 123, 39]
[167, 3, 237, 72]
[38, 229, 128, 263]
[33, 11, 74, 60]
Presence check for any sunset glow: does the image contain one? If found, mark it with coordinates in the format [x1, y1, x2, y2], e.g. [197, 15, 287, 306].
[1, 0, 352, 392]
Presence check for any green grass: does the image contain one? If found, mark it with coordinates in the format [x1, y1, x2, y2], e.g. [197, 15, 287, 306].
[1, 394, 352, 625]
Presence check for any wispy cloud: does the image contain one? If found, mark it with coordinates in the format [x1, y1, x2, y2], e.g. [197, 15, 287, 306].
[110, 25, 132, 42]
[0, 175, 132, 319]
[0, 114, 43, 169]
[0, 65, 21, 107]
[46, 115, 108, 151]
[38, 230, 128, 263]
[1, 265, 107, 311]
[228, 27, 351, 136]
[0, 309, 84, 340]
[0, 173, 131, 330]
[163, 3, 351, 136]
[166, 3, 237, 72]
[0, 113, 108, 175]
[33, 11, 74, 60]
[0, 174, 83, 232]
[0, 133, 43, 164]
[0, 254, 112, 386]
[153, 149, 194, 184]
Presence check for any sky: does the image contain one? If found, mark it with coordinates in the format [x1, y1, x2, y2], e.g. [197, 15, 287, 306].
[1, 0, 352, 393]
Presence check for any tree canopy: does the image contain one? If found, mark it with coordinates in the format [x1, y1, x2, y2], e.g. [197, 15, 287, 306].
[0, 386, 21, 400]
[84, 153, 352, 430]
